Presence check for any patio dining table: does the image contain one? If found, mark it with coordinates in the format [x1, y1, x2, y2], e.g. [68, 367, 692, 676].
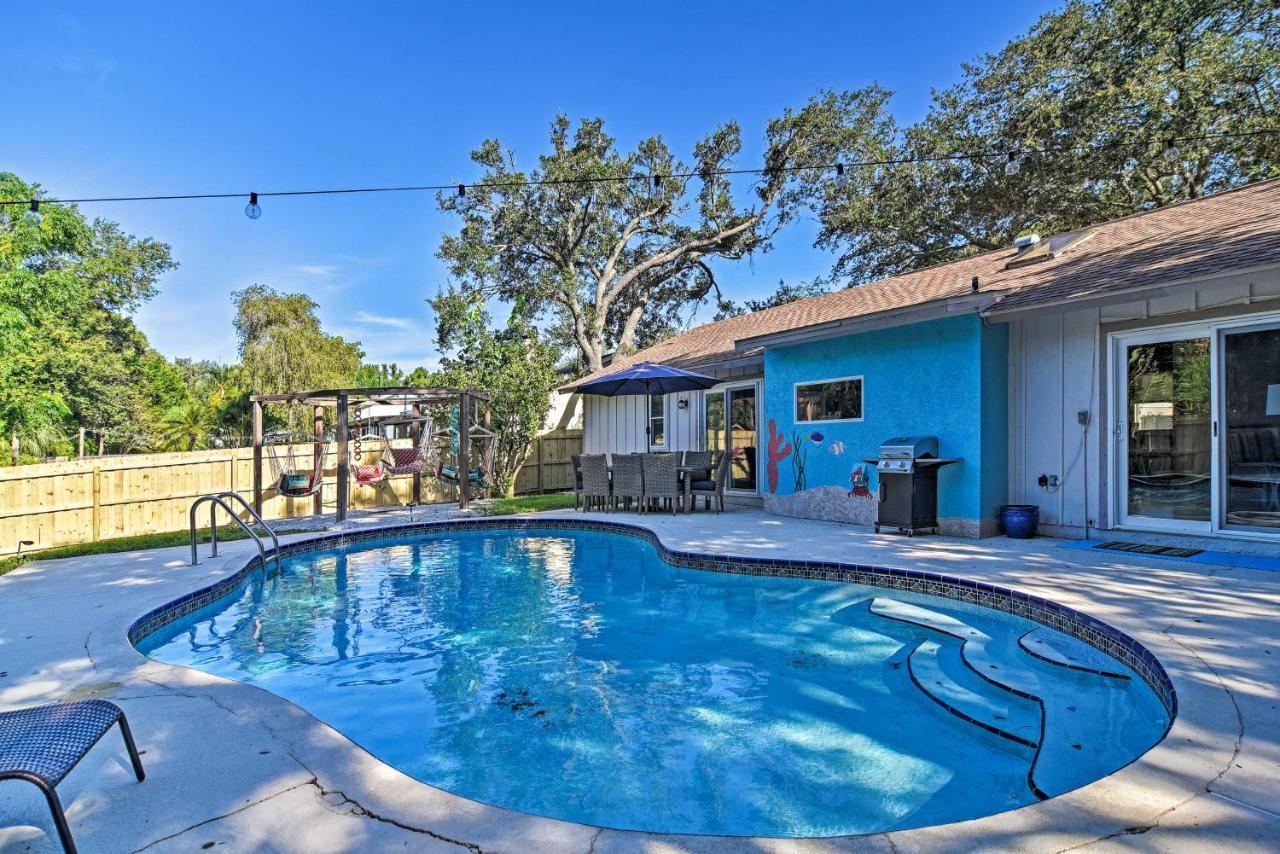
[592, 456, 711, 513]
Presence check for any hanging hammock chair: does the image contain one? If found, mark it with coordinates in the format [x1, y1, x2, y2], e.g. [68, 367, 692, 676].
[266, 432, 329, 498]
[351, 429, 389, 486]
[436, 425, 497, 490]
[350, 412, 438, 486]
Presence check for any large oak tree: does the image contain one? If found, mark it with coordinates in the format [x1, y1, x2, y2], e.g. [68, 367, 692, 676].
[817, 0, 1280, 284]
[436, 91, 894, 372]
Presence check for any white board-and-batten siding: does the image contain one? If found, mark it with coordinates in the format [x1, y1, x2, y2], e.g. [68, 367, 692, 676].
[582, 391, 705, 455]
[1007, 269, 1280, 537]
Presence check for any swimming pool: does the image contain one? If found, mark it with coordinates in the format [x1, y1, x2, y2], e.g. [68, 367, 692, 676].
[134, 523, 1172, 837]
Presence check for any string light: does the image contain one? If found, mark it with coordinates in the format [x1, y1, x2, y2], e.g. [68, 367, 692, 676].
[1163, 138, 1178, 158]
[835, 163, 847, 184]
[23, 200, 42, 226]
[457, 184, 466, 198]
[1, 128, 1274, 213]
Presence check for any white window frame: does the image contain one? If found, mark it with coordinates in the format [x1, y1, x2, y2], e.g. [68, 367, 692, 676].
[648, 393, 666, 448]
[794, 374, 864, 424]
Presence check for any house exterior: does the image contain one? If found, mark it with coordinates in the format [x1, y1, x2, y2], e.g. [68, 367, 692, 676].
[573, 178, 1280, 544]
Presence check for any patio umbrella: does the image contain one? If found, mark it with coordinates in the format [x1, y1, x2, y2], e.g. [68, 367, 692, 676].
[574, 362, 719, 443]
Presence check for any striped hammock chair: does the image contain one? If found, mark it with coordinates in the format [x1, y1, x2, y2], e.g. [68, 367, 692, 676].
[266, 434, 328, 498]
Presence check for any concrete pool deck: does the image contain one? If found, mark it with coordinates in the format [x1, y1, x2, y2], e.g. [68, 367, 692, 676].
[1, 508, 1277, 852]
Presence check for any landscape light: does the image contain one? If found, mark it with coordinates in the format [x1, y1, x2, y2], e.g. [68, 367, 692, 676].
[244, 192, 262, 220]
[23, 200, 42, 226]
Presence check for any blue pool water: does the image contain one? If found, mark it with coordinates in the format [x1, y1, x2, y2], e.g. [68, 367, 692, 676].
[137, 529, 1170, 837]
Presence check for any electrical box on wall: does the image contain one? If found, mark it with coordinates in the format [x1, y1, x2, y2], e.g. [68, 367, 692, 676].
[1077, 410, 1090, 426]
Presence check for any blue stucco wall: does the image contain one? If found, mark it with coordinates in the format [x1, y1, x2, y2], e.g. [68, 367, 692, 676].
[762, 315, 1008, 529]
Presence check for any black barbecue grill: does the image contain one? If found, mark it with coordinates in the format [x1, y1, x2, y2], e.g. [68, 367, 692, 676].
[866, 436, 961, 536]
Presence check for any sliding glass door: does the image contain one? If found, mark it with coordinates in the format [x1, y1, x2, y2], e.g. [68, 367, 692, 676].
[1112, 313, 1280, 537]
[1117, 333, 1213, 530]
[704, 382, 759, 493]
[1222, 322, 1280, 532]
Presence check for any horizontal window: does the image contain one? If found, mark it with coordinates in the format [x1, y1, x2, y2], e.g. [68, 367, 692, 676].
[795, 376, 863, 422]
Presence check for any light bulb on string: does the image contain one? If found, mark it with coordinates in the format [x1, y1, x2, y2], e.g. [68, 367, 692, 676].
[244, 192, 262, 220]
[1004, 152, 1021, 176]
[1162, 138, 1178, 159]
[835, 163, 847, 185]
[23, 200, 42, 226]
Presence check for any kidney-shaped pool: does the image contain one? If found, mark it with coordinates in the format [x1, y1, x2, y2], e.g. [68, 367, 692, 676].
[134, 525, 1172, 837]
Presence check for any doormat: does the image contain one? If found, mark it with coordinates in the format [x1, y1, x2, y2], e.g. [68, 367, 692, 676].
[1094, 541, 1204, 558]
[1058, 540, 1280, 572]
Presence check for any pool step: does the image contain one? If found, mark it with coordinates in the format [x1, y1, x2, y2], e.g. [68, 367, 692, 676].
[907, 640, 1041, 748]
[1019, 627, 1130, 680]
[869, 598, 1044, 696]
[868, 598, 986, 642]
[869, 596, 1147, 800]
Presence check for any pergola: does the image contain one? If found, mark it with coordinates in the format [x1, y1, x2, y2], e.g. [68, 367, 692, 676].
[249, 387, 491, 521]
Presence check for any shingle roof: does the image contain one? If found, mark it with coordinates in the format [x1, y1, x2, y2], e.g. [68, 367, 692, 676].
[571, 177, 1280, 386]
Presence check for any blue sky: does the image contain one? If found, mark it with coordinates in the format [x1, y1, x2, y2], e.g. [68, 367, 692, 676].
[7, 2, 1052, 369]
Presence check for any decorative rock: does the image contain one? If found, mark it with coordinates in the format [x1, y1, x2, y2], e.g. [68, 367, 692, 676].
[764, 486, 876, 526]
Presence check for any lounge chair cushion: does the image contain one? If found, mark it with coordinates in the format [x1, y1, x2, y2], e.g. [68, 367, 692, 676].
[690, 479, 717, 491]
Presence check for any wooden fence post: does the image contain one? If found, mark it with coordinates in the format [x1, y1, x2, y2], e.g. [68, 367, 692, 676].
[535, 436, 545, 493]
[91, 466, 102, 543]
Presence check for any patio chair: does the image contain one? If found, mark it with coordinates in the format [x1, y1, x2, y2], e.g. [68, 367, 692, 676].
[682, 450, 713, 480]
[688, 452, 732, 512]
[610, 453, 645, 512]
[571, 455, 584, 511]
[0, 699, 146, 854]
[642, 452, 682, 515]
[579, 454, 612, 512]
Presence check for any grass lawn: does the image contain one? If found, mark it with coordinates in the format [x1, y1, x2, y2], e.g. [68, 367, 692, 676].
[0, 525, 273, 577]
[482, 492, 576, 515]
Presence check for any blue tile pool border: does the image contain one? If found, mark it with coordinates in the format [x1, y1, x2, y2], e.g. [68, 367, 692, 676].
[127, 517, 1178, 719]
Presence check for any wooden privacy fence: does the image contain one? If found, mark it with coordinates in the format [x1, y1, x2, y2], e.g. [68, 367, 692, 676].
[0, 430, 581, 557]
[513, 430, 581, 494]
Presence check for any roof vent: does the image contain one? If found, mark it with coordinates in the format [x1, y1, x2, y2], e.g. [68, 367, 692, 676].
[1006, 229, 1095, 270]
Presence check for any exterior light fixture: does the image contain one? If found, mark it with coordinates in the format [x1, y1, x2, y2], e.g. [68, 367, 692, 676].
[677, 397, 689, 410]
[1004, 153, 1021, 176]
[23, 200, 42, 226]
[17, 540, 35, 559]
[244, 192, 262, 219]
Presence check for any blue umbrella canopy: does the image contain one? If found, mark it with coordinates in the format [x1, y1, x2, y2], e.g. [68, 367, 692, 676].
[574, 362, 718, 396]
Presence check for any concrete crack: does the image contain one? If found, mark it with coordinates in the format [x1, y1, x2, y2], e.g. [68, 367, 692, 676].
[1052, 627, 1246, 853]
[309, 778, 483, 852]
[583, 827, 604, 854]
[129, 780, 314, 852]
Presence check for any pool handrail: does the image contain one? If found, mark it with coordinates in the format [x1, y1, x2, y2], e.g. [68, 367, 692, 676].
[189, 493, 280, 570]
